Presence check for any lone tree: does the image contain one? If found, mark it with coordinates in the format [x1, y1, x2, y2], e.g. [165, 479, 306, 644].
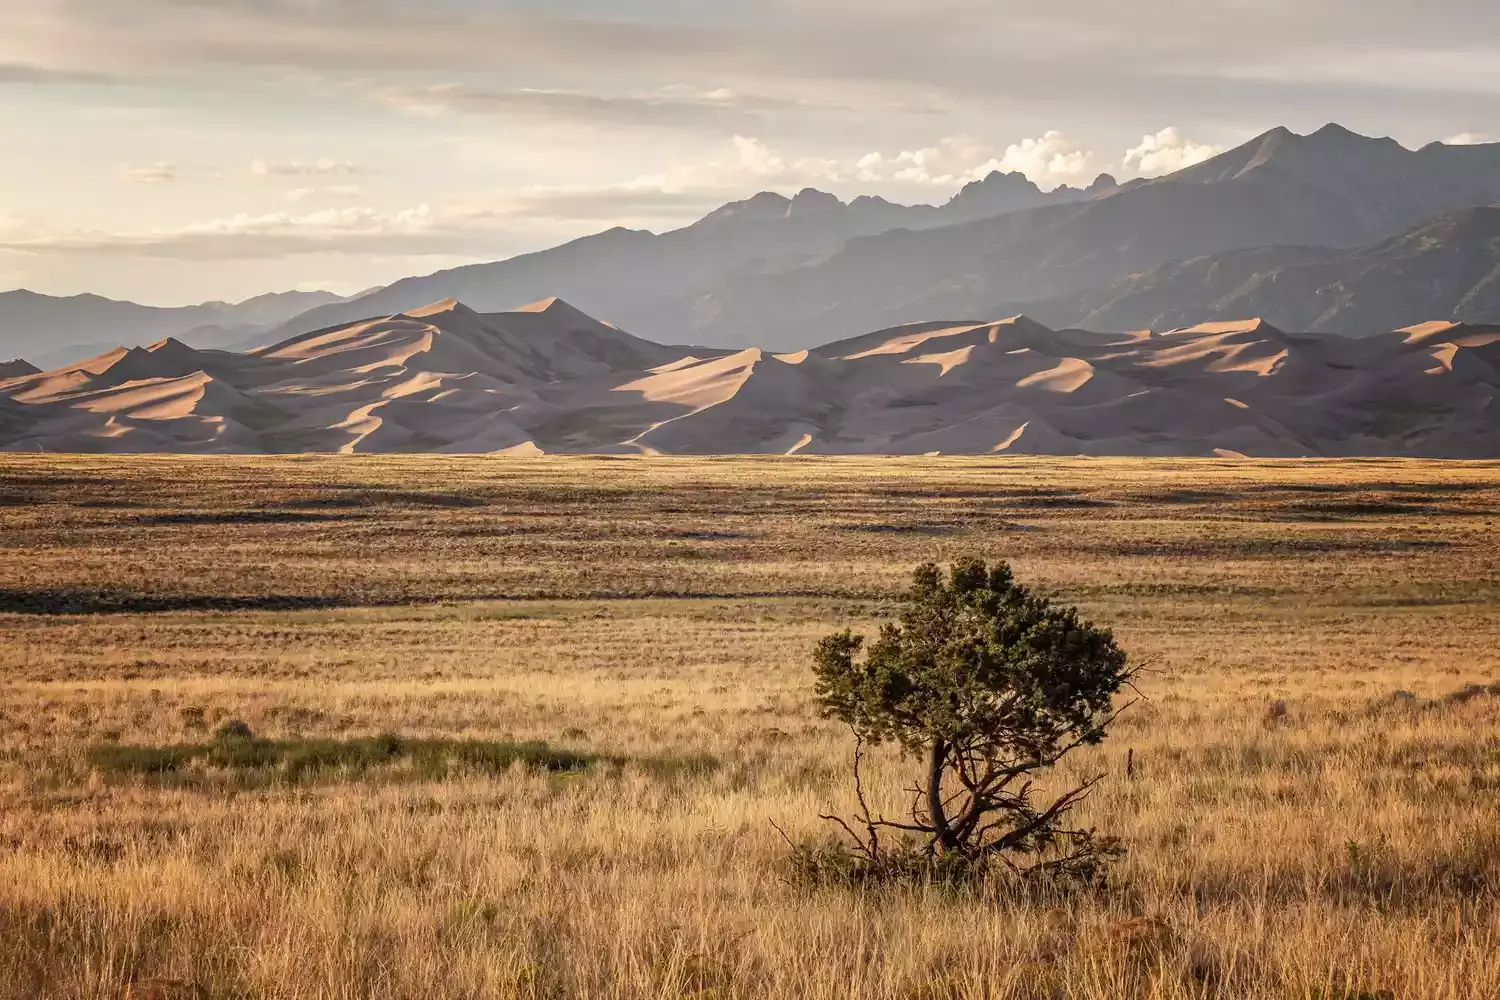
[811, 557, 1135, 882]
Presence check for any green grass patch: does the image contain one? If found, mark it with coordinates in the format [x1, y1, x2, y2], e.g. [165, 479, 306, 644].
[86, 732, 712, 789]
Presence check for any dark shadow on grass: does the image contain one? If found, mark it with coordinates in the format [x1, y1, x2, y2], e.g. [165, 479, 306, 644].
[87, 733, 720, 789]
[0, 586, 893, 617]
[842, 522, 965, 536]
[130, 511, 366, 526]
[0, 588, 349, 616]
[284, 489, 491, 510]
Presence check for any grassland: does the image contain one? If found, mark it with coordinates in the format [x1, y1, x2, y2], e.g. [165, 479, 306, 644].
[1, 455, 1498, 999]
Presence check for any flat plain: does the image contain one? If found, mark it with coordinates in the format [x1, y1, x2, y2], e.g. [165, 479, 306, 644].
[1, 455, 1498, 999]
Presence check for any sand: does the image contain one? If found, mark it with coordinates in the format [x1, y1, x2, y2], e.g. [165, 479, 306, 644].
[2, 299, 1497, 457]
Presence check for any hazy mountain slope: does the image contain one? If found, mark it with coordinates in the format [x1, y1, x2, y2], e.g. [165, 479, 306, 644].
[4, 299, 1497, 457]
[0, 288, 363, 362]
[268, 125, 1500, 351]
[1017, 206, 1500, 334]
[269, 174, 1115, 344]
[1168, 124, 1500, 229]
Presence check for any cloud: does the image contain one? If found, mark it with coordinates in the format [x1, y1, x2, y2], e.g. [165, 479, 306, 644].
[1443, 132, 1488, 145]
[0, 205, 467, 261]
[1, 1, 718, 74]
[372, 82, 860, 128]
[0, 62, 121, 85]
[8, 2, 1500, 150]
[286, 185, 364, 202]
[854, 133, 1096, 190]
[995, 132, 1096, 187]
[251, 159, 365, 178]
[446, 138, 845, 226]
[0, 135, 846, 263]
[118, 162, 177, 184]
[1122, 127, 1223, 177]
[854, 136, 1006, 187]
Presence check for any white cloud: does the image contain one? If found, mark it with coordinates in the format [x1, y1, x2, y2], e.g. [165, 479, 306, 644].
[250, 159, 364, 178]
[1443, 132, 1487, 145]
[995, 131, 1096, 187]
[118, 162, 176, 184]
[848, 133, 1097, 191]
[0, 205, 462, 261]
[854, 135, 1003, 187]
[1122, 127, 1223, 177]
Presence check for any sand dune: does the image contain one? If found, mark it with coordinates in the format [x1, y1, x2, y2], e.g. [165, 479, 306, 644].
[2, 300, 1497, 456]
[1016, 358, 1095, 393]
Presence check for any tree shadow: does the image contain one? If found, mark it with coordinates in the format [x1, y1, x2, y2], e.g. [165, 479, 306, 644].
[0, 588, 348, 616]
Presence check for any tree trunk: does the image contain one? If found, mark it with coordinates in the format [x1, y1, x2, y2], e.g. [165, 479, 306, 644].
[927, 738, 961, 853]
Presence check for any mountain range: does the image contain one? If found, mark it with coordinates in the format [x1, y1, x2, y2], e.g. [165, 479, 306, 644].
[254, 124, 1500, 351]
[2, 297, 1496, 457]
[7, 123, 1500, 369]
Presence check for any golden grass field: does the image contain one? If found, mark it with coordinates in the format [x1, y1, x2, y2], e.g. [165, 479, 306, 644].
[1, 455, 1498, 999]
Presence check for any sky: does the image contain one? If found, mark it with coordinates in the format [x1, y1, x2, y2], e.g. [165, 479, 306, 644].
[1, 0, 1497, 306]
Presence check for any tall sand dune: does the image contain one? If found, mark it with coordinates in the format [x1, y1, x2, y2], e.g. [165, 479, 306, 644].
[2, 298, 1497, 457]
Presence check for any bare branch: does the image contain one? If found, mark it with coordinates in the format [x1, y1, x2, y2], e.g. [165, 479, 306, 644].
[993, 776, 1104, 855]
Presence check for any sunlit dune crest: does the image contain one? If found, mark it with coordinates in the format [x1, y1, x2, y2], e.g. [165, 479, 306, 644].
[992, 422, 1030, 452]
[785, 432, 814, 455]
[902, 346, 975, 376]
[1136, 323, 1289, 376]
[1016, 358, 1094, 393]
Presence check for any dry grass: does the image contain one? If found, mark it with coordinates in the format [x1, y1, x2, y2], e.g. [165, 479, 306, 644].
[1, 455, 1498, 999]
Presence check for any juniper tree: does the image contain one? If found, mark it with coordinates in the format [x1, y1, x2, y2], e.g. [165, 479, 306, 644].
[811, 557, 1135, 881]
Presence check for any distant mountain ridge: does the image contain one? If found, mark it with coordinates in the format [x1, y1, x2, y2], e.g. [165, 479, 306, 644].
[260, 124, 1500, 351]
[272, 169, 1122, 347]
[3, 297, 1497, 457]
[0, 288, 375, 369]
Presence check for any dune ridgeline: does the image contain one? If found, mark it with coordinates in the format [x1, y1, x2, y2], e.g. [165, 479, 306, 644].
[3, 297, 1498, 457]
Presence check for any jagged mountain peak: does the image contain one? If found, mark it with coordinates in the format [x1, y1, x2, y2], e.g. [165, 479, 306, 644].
[697, 190, 795, 225]
[787, 188, 844, 216]
[0, 359, 40, 379]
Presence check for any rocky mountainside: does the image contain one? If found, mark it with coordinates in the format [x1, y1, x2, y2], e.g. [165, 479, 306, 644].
[1016, 205, 1500, 334]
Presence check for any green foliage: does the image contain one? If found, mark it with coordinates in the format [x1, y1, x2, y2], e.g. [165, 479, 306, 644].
[88, 727, 721, 791]
[808, 557, 1134, 880]
[814, 558, 1129, 760]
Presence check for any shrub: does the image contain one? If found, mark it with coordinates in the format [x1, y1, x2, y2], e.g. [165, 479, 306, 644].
[805, 557, 1135, 886]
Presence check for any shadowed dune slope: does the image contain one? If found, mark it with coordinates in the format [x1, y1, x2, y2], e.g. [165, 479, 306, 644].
[2, 299, 1497, 457]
